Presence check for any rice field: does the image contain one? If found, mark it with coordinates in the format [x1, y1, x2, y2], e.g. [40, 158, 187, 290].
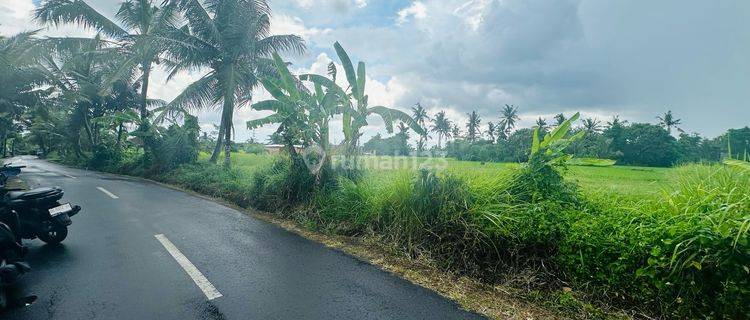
[207, 152, 671, 197]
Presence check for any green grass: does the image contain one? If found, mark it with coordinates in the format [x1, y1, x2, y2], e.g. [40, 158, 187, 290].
[167, 152, 747, 318]
[199, 151, 276, 176]
[211, 153, 671, 197]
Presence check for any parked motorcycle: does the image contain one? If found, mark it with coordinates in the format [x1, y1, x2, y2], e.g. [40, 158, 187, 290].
[0, 183, 33, 309]
[1, 163, 81, 244]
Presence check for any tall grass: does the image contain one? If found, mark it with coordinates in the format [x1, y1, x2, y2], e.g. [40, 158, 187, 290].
[160, 153, 747, 318]
[636, 165, 749, 317]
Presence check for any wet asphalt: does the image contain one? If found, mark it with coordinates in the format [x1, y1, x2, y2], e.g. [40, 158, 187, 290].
[2, 157, 484, 320]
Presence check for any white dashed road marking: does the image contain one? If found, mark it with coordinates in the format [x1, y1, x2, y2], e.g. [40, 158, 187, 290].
[59, 172, 76, 179]
[154, 234, 223, 301]
[96, 187, 119, 199]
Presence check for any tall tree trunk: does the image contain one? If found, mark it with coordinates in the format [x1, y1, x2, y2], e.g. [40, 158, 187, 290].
[209, 121, 224, 163]
[82, 110, 95, 148]
[139, 59, 153, 166]
[116, 122, 124, 149]
[224, 123, 231, 167]
[75, 132, 83, 158]
[140, 60, 152, 128]
[222, 98, 235, 167]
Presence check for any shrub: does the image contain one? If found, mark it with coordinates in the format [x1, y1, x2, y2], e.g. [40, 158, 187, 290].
[635, 165, 749, 317]
[555, 165, 749, 318]
[251, 157, 316, 212]
[89, 144, 123, 170]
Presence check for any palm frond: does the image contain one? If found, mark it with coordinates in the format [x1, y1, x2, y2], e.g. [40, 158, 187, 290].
[173, 0, 221, 44]
[255, 35, 306, 56]
[35, 0, 128, 39]
[369, 106, 426, 135]
[166, 71, 219, 111]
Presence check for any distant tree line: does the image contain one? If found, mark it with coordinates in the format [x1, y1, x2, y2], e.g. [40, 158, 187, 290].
[363, 106, 748, 167]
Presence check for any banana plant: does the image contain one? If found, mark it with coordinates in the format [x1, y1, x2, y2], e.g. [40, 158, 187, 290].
[531, 112, 585, 166]
[300, 42, 426, 165]
[247, 52, 339, 178]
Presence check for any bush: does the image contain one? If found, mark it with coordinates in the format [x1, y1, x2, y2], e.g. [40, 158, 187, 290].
[251, 157, 316, 212]
[634, 166, 749, 317]
[555, 165, 749, 318]
[89, 145, 123, 170]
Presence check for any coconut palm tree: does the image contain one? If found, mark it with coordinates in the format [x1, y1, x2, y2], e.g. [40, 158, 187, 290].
[430, 111, 451, 149]
[657, 110, 682, 134]
[411, 102, 429, 151]
[606, 115, 627, 128]
[535, 117, 548, 130]
[466, 110, 481, 142]
[582, 117, 602, 134]
[486, 121, 497, 143]
[411, 103, 429, 127]
[451, 124, 461, 141]
[37, 35, 125, 155]
[496, 121, 508, 141]
[162, 0, 305, 166]
[35, 0, 179, 149]
[0, 32, 48, 157]
[554, 113, 566, 126]
[500, 104, 520, 135]
[396, 122, 410, 155]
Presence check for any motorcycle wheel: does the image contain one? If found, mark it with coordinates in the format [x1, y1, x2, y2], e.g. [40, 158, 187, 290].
[37, 225, 68, 244]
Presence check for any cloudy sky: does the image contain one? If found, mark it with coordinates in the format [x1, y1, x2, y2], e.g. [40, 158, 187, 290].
[1, 0, 749, 143]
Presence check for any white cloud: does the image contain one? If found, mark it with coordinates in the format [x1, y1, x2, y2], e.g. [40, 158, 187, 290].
[0, 0, 107, 38]
[354, 0, 368, 8]
[270, 14, 331, 44]
[0, 0, 36, 35]
[295, 0, 315, 8]
[397, 1, 427, 25]
[292, 0, 367, 11]
[453, 0, 493, 31]
[4, 0, 749, 142]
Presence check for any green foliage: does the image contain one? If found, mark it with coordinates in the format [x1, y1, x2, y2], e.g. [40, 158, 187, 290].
[637, 166, 749, 317]
[303, 42, 426, 164]
[362, 133, 411, 156]
[446, 128, 535, 162]
[251, 157, 317, 212]
[162, 0, 305, 166]
[617, 123, 679, 167]
[723, 159, 750, 171]
[561, 165, 750, 318]
[721, 127, 750, 160]
[154, 115, 200, 171]
[89, 144, 124, 170]
[504, 112, 583, 203]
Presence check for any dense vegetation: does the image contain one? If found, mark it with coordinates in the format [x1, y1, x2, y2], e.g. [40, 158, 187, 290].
[438, 114, 743, 168]
[2, 0, 749, 318]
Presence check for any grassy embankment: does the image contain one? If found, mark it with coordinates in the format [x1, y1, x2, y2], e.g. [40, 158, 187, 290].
[155, 152, 747, 319]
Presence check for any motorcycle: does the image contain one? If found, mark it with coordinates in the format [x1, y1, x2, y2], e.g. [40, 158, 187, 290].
[0, 183, 33, 310]
[1, 164, 81, 244]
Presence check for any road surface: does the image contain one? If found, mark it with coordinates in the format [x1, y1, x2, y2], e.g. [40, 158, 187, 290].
[2, 156, 483, 319]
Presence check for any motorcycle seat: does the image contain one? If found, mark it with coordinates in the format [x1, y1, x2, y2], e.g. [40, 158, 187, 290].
[7, 187, 63, 201]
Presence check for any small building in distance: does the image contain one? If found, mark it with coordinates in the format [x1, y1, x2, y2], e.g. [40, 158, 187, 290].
[264, 144, 303, 154]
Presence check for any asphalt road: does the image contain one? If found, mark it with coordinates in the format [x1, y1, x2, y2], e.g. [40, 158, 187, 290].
[2, 156, 483, 320]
